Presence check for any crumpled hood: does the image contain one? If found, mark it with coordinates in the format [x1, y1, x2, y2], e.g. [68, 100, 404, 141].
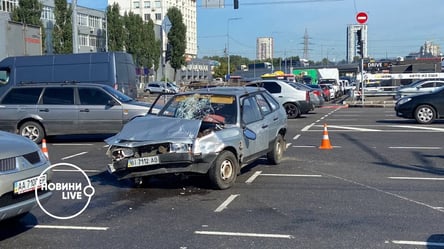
[105, 115, 201, 146]
[0, 131, 38, 159]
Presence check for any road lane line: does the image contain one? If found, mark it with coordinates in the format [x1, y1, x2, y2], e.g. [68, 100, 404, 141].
[394, 125, 444, 132]
[392, 240, 444, 247]
[389, 146, 441, 150]
[261, 173, 322, 177]
[27, 225, 109, 231]
[286, 143, 291, 149]
[389, 177, 444, 181]
[245, 171, 262, 184]
[61, 152, 88, 160]
[214, 194, 239, 212]
[293, 134, 301, 140]
[326, 125, 381, 131]
[194, 230, 294, 239]
[52, 169, 102, 173]
[301, 123, 315, 131]
[52, 144, 94, 146]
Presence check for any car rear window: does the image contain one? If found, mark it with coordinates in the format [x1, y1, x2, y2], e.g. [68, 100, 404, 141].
[1, 87, 43, 104]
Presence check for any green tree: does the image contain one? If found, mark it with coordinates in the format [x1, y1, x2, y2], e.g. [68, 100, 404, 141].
[106, 3, 125, 51]
[53, 0, 72, 54]
[123, 12, 144, 65]
[166, 7, 186, 80]
[11, 0, 45, 52]
[142, 20, 161, 72]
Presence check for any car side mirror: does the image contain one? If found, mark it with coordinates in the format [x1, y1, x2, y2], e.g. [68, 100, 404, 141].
[107, 99, 118, 106]
[243, 128, 256, 140]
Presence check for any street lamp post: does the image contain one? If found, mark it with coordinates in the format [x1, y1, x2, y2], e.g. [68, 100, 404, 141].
[227, 17, 241, 81]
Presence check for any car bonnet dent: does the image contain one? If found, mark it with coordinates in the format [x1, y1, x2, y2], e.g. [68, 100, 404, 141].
[105, 115, 201, 147]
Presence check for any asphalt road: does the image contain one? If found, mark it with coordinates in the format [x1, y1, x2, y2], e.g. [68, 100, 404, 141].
[1, 106, 444, 249]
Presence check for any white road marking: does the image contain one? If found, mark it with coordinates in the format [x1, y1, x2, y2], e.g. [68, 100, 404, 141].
[261, 173, 322, 178]
[27, 225, 109, 231]
[389, 177, 444, 181]
[293, 134, 301, 140]
[52, 169, 102, 173]
[214, 194, 239, 212]
[301, 123, 316, 131]
[245, 171, 262, 184]
[61, 152, 88, 160]
[394, 125, 444, 132]
[286, 143, 291, 149]
[52, 144, 93, 146]
[389, 146, 441, 150]
[391, 240, 444, 247]
[326, 125, 381, 131]
[194, 230, 294, 239]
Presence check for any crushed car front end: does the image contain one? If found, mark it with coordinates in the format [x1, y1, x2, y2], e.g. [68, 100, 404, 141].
[105, 115, 241, 180]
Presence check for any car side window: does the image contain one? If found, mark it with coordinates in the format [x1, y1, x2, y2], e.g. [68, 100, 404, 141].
[262, 82, 281, 94]
[1, 87, 43, 104]
[42, 87, 74, 105]
[241, 96, 262, 124]
[261, 92, 279, 111]
[79, 87, 113, 105]
[255, 93, 271, 115]
[421, 82, 434, 88]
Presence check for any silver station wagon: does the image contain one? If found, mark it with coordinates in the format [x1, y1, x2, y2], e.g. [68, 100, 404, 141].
[105, 86, 288, 189]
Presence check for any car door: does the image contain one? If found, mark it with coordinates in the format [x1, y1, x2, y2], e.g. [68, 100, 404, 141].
[39, 87, 78, 135]
[0, 87, 43, 132]
[240, 95, 268, 160]
[77, 86, 124, 133]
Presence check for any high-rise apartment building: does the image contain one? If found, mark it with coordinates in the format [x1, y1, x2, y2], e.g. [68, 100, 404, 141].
[109, 0, 197, 59]
[256, 37, 273, 61]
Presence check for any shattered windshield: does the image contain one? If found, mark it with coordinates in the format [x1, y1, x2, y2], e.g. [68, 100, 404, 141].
[158, 93, 237, 124]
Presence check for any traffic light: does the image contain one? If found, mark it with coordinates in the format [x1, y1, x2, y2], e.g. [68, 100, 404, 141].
[356, 29, 363, 57]
[234, 0, 239, 9]
[165, 43, 172, 62]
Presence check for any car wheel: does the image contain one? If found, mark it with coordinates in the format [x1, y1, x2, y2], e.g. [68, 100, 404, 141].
[284, 103, 300, 119]
[208, 150, 238, 190]
[414, 105, 436, 124]
[19, 121, 45, 143]
[267, 134, 285, 165]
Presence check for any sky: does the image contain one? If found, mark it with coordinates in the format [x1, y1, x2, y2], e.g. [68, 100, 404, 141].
[74, 0, 444, 62]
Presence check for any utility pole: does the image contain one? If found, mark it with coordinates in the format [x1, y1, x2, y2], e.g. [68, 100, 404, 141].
[72, 0, 78, 53]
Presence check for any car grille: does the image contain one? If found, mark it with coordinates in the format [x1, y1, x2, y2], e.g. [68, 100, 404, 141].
[0, 151, 42, 173]
[0, 157, 16, 172]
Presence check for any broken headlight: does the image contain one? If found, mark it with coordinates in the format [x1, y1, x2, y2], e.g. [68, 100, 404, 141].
[169, 143, 191, 153]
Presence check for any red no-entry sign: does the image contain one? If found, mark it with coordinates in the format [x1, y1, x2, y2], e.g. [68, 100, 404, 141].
[356, 12, 368, 24]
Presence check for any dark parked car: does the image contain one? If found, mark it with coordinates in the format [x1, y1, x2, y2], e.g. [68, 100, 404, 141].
[395, 86, 444, 124]
[105, 87, 288, 189]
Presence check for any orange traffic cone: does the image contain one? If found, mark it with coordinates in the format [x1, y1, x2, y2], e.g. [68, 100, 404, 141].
[319, 123, 333, 150]
[41, 138, 49, 159]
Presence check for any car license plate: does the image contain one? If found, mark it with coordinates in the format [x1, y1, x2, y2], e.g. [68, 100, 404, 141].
[14, 174, 47, 195]
[128, 156, 160, 168]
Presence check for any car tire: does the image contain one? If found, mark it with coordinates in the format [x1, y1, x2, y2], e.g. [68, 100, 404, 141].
[414, 104, 436, 124]
[284, 103, 300, 119]
[208, 150, 238, 190]
[267, 134, 285, 165]
[19, 121, 45, 144]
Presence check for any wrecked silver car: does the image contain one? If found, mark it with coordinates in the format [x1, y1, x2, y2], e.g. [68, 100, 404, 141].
[105, 87, 287, 189]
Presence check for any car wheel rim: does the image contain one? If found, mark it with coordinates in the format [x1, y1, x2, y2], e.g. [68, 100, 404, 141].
[286, 105, 296, 116]
[220, 159, 233, 181]
[418, 108, 433, 122]
[22, 126, 39, 141]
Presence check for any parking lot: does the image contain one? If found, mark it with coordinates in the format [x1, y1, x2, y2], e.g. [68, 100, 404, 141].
[2, 106, 444, 249]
